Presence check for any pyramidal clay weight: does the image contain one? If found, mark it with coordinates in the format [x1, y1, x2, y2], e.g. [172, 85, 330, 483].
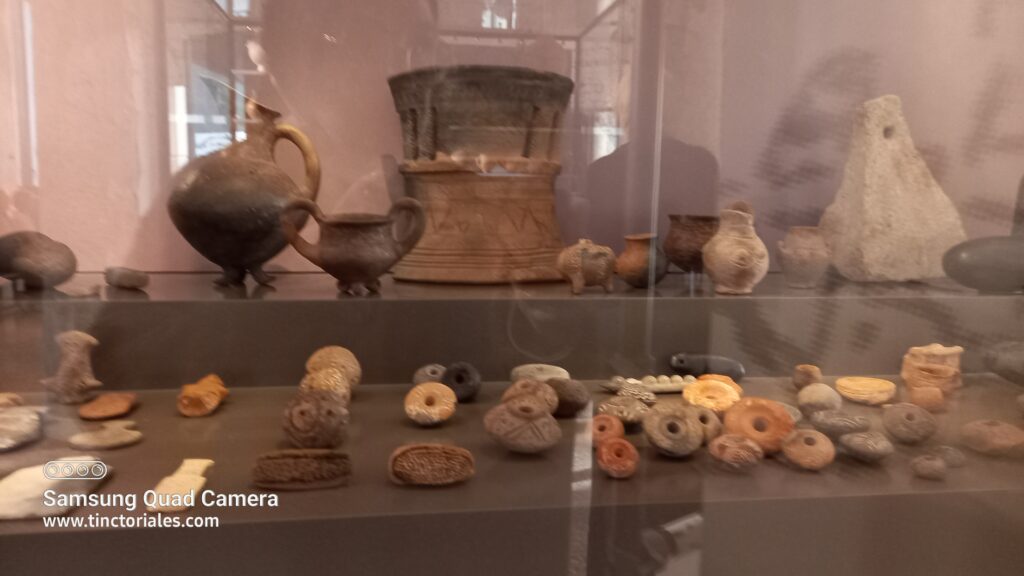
[819, 95, 967, 281]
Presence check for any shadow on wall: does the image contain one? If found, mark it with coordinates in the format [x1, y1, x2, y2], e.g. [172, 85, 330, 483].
[581, 139, 719, 253]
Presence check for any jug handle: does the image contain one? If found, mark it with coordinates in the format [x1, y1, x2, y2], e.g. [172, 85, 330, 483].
[281, 199, 325, 267]
[389, 197, 426, 258]
[274, 124, 321, 201]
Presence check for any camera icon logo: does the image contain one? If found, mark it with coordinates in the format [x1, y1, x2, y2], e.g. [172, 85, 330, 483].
[43, 460, 108, 480]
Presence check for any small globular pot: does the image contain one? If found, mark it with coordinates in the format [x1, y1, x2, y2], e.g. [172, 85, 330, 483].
[777, 226, 830, 288]
[664, 215, 719, 273]
[616, 233, 668, 288]
[702, 204, 769, 295]
[283, 197, 426, 295]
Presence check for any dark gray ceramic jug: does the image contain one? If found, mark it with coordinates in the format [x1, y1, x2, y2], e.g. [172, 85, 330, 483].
[942, 236, 1024, 293]
[168, 100, 321, 286]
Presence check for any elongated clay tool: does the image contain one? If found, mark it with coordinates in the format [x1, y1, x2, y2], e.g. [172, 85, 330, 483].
[147, 458, 214, 512]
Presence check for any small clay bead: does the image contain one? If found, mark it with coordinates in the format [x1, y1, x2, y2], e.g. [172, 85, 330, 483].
[502, 379, 558, 413]
[596, 438, 639, 479]
[684, 405, 722, 444]
[839, 432, 894, 463]
[792, 364, 823, 390]
[810, 410, 870, 439]
[723, 398, 795, 454]
[797, 382, 842, 416]
[388, 444, 475, 486]
[882, 403, 937, 444]
[592, 414, 625, 447]
[642, 407, 703, 457]
[484, 395, 562, 453]
[928, 445, 967, 468]
[708, 434, 764, 472]
[782, 429, 835, 471]
[441, 361, 482, 402]
[547, 378, 590, 418]
[910, 454, 947, 481]
[413, 364, 446, 385]
[404, 382, 457, 426]
[283, 388, 349, 448]
[597, 396, 651, 426]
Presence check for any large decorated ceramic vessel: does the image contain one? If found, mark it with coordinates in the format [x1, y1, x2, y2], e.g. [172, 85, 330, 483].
[168, 99, 321, 286]
[387, 65, 573, 283]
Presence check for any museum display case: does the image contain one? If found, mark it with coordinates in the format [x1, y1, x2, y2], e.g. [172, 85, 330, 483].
[1, 1, 1024, 575]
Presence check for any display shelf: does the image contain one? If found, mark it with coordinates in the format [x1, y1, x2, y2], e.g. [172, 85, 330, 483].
[2, 377, 1023, 575]
[2, 273, 1023, 393]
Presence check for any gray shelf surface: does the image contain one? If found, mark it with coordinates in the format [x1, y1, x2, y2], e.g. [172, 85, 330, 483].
[1, 377, 1023, 575]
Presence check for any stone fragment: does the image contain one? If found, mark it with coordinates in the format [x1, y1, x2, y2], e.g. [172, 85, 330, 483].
[835, 377, 896, 405]
[597, 396, 651, 426]
[723, 398, 795, 454]
[388, 444, 474, 486]
[642, 407, 703, 458]
[484, 395, 562, 453]
[510, 363, 569, 382]
[0, 456, 108, 519]
[810, 410, 871, 439]
[148, 457, 214, 506]
[797, 383, 842, 416]
[0, 408, 42, 452]
[502, 379, 558, 413]
[882, 403, 937, 444]
[596, 438, 639, 479]
[299, 368, 352, 406]
[306, 345, 361, 388]
[618, 380, 657, 406]
[104, 267, 149, 289]
[177, 374, 228, 417]
[252, 450, 349, 491]
[546, 378, 590, 417]
[960, 420, 1024, 458]
[441, 361, 482, 402]
[68, 420, 142, 450]
[404, 382, 457, 426]
[819, 95, 966, 281]
[683, 405, 722, 445]
[670, 353, 745, 381]
[985, 341, 1024, 386]
[708, 434, 764, 472]
[40, 330, 102, 404]
[792, 364, 823, 390]
[782, 430, 835, 471]
[592, 414, 625, 447]
[928, 445, 967, 468]
[78, 392, 136, 420]
[682, 379, 740, 415]
[910, 455, 947, 481]
[0, 393, 23, 408]
[413, 363, 446, 385]
[839, 432, 894, 463]
[284, 388, 349, 447]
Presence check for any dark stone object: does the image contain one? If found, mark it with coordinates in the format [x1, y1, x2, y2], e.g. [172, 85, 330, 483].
[0, 231, 76, 289]
[168, 100, 321, 286]
[839, 432, 894, 463]
[942, 236, 1024, 293]
[441, 361, 482, 402]
[985, 341, 1024, 386]
[546, 378, 590, 418]
[810, 410, 870, 439]
[669, 353, 745, 381]
[252, 449, 351, 491]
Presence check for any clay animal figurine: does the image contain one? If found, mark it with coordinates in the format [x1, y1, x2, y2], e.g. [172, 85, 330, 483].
[702, 202, 769, 295]
[555, 239, 616, 294]
[40, 330, 102, 404]
[616, 233, 668, 288]
[0, 231, 77, 289]
[177, 374, 229, 417]
[670, 353, 745, 381]
[282, 197, 426, 295]
[168, 99, 321, 286]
